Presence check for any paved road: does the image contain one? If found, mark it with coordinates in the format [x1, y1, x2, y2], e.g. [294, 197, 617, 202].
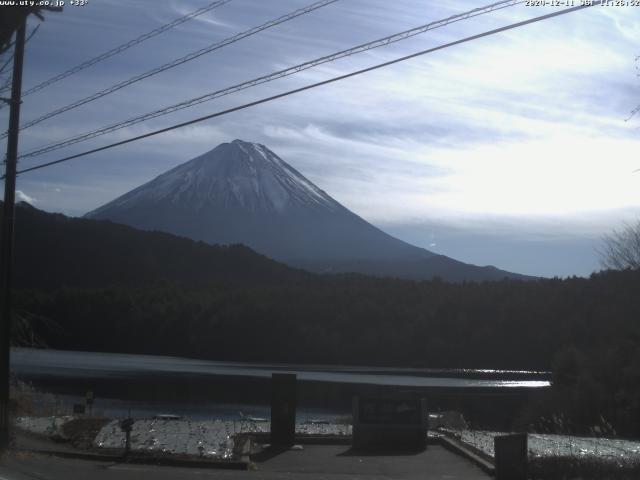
[0, 445, 490, 479]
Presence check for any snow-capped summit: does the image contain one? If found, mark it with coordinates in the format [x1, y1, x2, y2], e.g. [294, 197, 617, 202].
[86, 140, 528, 281]
[90, 140, 338, 216]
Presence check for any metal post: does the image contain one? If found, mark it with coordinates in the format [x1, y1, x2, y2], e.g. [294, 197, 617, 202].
[0, 16, 27, 451]
[120, 417, 134, 459]
[270, 373, 296, 446]
[495, 433, 528, 480]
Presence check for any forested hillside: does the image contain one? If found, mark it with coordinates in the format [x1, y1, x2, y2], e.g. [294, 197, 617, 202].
[7, 202, 305, 289]
[12, 270, 640, 370]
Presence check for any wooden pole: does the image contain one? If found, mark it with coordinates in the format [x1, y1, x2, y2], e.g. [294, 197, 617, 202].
[0, 15, 27, 451]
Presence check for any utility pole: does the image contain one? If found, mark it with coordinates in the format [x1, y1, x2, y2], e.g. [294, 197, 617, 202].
[0, 16, 27, 451]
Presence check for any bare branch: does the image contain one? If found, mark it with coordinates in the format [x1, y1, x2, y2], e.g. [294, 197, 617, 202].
[599, 219, 640, 270]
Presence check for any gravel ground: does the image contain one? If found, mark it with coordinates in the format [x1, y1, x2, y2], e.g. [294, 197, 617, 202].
[451, 429, 640, 461]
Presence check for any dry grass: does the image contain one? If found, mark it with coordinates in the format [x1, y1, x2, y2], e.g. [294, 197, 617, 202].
[0, 448, 36, 462]
[9, 377, 62, 418]
[9, 381, 41, 417]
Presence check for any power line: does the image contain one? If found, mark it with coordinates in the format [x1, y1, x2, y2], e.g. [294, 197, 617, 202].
[0, 0, 232, 99]
[10, 3, 595, 178]
[18, 0, 524, 159]
[0, 53, 14, 76]
[1, 0, 338, 137]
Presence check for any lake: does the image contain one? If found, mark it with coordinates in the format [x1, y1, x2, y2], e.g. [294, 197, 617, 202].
[10, 348, 550, 424]
[11, 348, 550, 388]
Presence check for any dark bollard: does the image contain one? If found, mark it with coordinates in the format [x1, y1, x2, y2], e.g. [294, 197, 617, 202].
[270, 373, 296, 446]
[494, 433, 527, 480]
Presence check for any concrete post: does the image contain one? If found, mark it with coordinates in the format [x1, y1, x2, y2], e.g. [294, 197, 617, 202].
[270, 373, 296, 446]
[494, 433, 527, 480]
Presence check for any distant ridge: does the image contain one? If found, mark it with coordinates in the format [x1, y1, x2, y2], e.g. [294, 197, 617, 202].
[6, 201, 302, 290]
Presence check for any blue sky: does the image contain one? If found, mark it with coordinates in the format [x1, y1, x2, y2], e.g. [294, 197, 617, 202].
[2, 0, 640, 277]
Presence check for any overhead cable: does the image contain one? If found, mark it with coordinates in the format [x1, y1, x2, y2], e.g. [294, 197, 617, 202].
[18, 0, 524, 158]
[0, 0, 233, 99]
[1, 0, 338, 133]
[11, 3, 596, 177]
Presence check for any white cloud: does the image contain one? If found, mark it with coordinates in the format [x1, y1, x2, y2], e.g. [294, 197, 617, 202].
[417, 134, 640, 217]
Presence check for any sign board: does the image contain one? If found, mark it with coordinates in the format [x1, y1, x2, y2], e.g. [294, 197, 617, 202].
[85, 390, 94, 405]
[495, 433, 528, 480]
[353, 395, 427, 451]
[119, 418, 134, 432]
[359, 398, 422, 425]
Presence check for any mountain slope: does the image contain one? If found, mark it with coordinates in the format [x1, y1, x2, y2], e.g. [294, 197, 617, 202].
[86, 139, 433, 263]
[86, 139, 531, 281]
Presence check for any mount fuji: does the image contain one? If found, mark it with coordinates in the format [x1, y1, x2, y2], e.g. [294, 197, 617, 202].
[86, 140, 529, 281]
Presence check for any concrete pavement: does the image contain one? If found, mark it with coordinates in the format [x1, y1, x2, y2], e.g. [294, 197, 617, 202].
[0, 444, 490, 479]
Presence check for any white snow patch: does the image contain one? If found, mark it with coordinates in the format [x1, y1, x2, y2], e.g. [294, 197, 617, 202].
[95, 418, 236, 459]
[252, 144, 270, 162]
[93, 418, 351, 459]
[235, 142, 249, 157]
